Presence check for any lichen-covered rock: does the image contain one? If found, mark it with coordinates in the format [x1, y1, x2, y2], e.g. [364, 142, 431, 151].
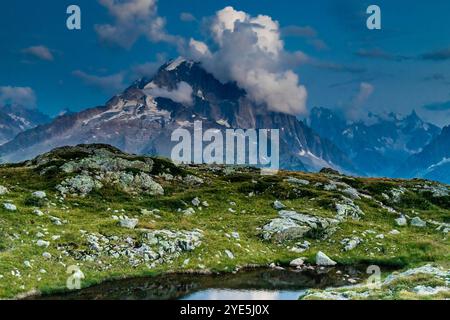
[341, 237, 363, 251]
[60, 154, 153, 174]
[335, 197, 364, 220]
[342, 188, 361, 200]
[262, 210, 339, 242]
[285, 177, 310, 186]
[57, 174, 103, 197]
[184, 175, 204, 186]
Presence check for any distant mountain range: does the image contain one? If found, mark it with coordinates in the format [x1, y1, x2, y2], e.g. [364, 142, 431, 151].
[395, 125, 450, 184]
[0, 58, 448, 184]
[0, 104, 50, 145]
[308, 107, 441, 177]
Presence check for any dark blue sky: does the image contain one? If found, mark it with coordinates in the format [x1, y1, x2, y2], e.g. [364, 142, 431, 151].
[1, 0, 450, 126]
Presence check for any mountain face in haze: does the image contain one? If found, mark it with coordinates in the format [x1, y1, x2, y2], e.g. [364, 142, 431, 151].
[309, 107, 441, 177]
[0, 59, 354, 173]
[0, 104, 50, 145]
[394, 125, 450, 184]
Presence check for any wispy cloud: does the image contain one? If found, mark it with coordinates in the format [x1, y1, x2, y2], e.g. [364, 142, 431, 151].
[0, 86, 37, 108]
[421, 47, 450, 61]
[422, 100, 450, 111]
[282, 25, 328, 51]
[355, 48, 409, 61]
[95, 0, 182, 49]
[72, 70, 125, 93]
[145, 81, 193, 106]
[21, 45, 54, 61]
[281, 25, 317, 38]
[311, 61, 366, 74]
[180, 12, 196, 22]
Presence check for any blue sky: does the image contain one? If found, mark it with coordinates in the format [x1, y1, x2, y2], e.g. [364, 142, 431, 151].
[1, 0, 450, 126]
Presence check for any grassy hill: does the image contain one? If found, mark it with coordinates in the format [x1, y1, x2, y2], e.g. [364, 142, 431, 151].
[0, 144, 448, 299]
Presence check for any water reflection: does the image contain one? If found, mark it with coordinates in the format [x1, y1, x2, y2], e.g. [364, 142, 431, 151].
[32, 266, 367, 300]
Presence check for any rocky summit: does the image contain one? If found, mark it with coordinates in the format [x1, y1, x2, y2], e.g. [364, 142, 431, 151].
[0, 144, 448, 300]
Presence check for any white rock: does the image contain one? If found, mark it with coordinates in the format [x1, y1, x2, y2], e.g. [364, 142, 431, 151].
[290, 258, 305, 267]
[0, 186, 8, 195]
[411, 217, 426, 228]
[225, 250, 235, 259]
[389, 230, 401, 235]
[42, 252, 52, 259]
[36, 240, 50, 247]
[32, 191, 47, 199]
[316, 251, 337, 266]
[395, 216, 408, 227]
[119, 218, 139, 229]
[183, 208, 195, 216]
[3, 203, 17, 211]
[33, 209, 44, 217]
[24, 261, 32, 268]
[375, 234, 385, 239]
[273, 200, 286, 210]
[191, 197, 201, 207]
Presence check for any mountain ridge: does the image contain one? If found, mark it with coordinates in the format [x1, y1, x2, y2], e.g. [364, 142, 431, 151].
[0, 59, 355, 174]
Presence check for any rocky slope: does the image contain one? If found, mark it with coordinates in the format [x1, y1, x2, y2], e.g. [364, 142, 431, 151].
[0, 144, 448, 299]
[0, 104, 50, 145]
[0, 59, 354, 174]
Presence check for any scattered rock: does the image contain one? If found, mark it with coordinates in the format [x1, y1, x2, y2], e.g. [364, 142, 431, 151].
[335, 197, 364, 220]
[411, 217, 426, 228]
[225, 250, 235, 259]
[36, 240, 50, 248]
[191, 197, 201, 207]
[341, 237, 363, 251]
[182, 208, 196, 216]
[286, 177, 310, 186]
[42, 252, 52, 259]
[0, 186, 9, 195]
[342, 188, 361, 200]
[184, 175, 204, 186]
[395, 216, 408, 227]
[273, 200, 285, 210]
[262, 210, 338, 242]
[119, 217, 139, 229]
[290, 258, 305, 268]
[32, 191, 47, 199]
[33, 209, 44, 217]
[316, 251, 337, 266]
[3, 203, 17, 211]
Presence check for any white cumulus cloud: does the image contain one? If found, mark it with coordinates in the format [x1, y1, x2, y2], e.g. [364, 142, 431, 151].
[95, 0, 181, 49]
[146, 81, 193, 106]
[185, 6, 308, 115]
